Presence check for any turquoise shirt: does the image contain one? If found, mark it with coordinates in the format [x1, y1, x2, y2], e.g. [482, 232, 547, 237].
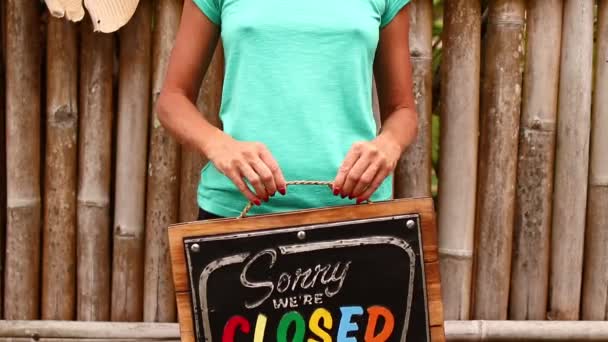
[195, 0, 410, 217]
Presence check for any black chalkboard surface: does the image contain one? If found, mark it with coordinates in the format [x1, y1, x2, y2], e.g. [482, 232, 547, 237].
[169, 198, 445, 342]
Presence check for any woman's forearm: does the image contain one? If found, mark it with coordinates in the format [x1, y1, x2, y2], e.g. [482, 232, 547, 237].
[377, 106, 419, 155]
[156, 90, 225, 157]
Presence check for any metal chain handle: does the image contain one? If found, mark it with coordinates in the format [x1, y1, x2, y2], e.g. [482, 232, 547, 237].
[237, 180, 372, 218]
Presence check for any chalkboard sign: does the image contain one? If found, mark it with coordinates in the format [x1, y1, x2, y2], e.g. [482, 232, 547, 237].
[169, 198, 445, 342]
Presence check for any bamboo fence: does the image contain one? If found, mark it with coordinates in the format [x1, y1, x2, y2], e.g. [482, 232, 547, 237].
[549, 0, 594, 321]
[143, 0, 183, 323]
[394, 0, 433, 199]
[0, 0, 605, 339]
[509, 0, 562, 321]
[438, 0, 480, 321]
[582, 0, 608, 321]
[473, 0, 525, 320]
[111, 0, 152, 322]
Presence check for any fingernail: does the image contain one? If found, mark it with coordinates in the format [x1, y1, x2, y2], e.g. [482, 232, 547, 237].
[264, 197, 269, 202]
[254, 199, 261, 206]
[356, 198, 364, 204]
[341, 193, 346, 198]
[278, 187, 286, 195]
[348, 195, 354, 200]
[333, 187, 340, 196]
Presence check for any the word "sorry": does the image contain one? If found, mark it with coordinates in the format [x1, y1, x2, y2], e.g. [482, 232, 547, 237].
[222, 305, 396, 342]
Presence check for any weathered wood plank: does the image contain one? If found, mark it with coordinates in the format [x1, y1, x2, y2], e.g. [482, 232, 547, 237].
[111, 0, 152, 322]
[144, 0, 183, 323]
[4, 0, 42, 320]
[77, 17, 114, 321]
[473, 0, 525, 320]
[42, 16, 78, 321]
[394, 0, 432, 198]
[509, 0, 562, 320]
[438, 0, 481, 321]
[549, 0, 594, 321]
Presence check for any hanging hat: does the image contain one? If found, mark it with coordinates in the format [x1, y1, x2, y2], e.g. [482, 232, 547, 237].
[44, 0, 140, 33]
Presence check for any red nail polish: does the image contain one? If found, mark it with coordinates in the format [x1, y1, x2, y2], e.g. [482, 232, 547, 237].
[278, 187, 286, 195]
[356, 198, 364, 204]
[254, 199, 261, 206]
[264, 197, 269, 202]
[333, 187, 340, 195]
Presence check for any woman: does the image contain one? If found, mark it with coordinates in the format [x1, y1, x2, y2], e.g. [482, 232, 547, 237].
[157, 0, 418, 219]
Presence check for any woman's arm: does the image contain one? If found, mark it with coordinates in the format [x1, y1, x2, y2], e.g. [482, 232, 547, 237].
[157, 0, 286, 205]
[332, 5, 418, 202]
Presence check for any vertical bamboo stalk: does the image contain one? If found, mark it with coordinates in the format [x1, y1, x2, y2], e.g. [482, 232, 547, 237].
[42, 17, 78, 321]
[582, 0, 608, 321]
[0, 0, 6, 319]
[549, 0, 594, 321]
[438, 0, 481, 321]
[394, 0, 432, 198]
[78, 18, 114, 321]
[472, 0, 525, 320]
[509, 0, 562, 321]
[179, 45, 223, 223]
[111, 0, 152, 322]
[4, 0, 41, 320]
[144, 0, 183, 322]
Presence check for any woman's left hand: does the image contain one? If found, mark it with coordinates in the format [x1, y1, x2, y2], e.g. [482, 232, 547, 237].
[332, 134, 403, 203]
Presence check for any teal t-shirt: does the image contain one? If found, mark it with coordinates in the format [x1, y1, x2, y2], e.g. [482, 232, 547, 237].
[194, 0, 410, 217]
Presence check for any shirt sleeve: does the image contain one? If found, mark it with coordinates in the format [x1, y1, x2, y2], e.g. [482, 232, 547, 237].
[380, 0, 411, 28]
[193, 0, 221, 25]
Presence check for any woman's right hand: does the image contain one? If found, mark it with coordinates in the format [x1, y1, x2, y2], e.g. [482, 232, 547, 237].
[204, 131, 287, 206]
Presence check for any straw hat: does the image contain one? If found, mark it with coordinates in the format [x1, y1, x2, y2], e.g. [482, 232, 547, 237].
[45, 0, 140, 33]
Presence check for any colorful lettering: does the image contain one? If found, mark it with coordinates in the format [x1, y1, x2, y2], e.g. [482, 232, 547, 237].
[253, 314, 267, 342]
[365, 306, 395, 342]
[277, 311, 306, 342]
[222, 315, 250, 342]
[337, 306, 363, 342]
[308, 308, 333, 342]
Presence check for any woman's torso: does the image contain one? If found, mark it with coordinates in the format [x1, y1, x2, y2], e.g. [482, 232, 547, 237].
[197, 0, 398, 217]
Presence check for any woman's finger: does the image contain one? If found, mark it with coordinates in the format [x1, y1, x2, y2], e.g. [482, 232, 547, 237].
[351, 161, 381, 198]
[341, 155, 371, 198]
[356, 166, 391, 203]
[251, 157, 278, 197]
[259, 148, 287, 195]
[333, 144, 363, 195]
[238, 163, 269, 201]
[225, 169, 261, 206]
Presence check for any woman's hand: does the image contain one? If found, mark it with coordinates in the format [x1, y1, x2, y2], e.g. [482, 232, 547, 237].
[204, 131, 287, 206]
[332, 134, 402, 203]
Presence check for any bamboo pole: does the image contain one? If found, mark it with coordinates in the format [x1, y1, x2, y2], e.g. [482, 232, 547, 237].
[0, 0, 6, 320]
[0, 320, 608, 341]
[42, 16, 78, 321]
[445, 320, 608, 341]
[582, 0, 608, 321]
[78, 18, 114, 321]
[437, 0, 481, 321]
[144, 0, 183, 322]
[4, 0, 41, 320]
[111, 0, 152, 322]
[394, 0, 432, 198]
[179, 45, 223, 223]
[509, 0, 562, 321]
[549, 0, 594, 321]
[472, 0, 525, 320]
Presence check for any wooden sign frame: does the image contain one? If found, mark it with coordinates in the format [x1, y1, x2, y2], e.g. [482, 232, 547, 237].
[168, 197, 445, 342]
